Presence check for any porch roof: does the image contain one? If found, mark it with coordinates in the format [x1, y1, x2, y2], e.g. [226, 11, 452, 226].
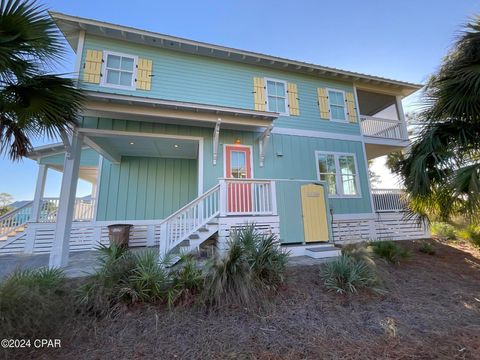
[83, 91, 278, 131]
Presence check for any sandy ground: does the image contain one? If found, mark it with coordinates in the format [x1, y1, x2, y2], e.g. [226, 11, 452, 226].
[7, 239, 480, 360]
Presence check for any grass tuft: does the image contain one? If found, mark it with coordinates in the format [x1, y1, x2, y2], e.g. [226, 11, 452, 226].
[370, 240, 410, 264]
[320, 255, 378, 294]
[419, 242, 436, 255]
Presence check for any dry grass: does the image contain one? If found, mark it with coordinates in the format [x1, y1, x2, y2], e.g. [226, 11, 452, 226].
[9, 240, 480, 360]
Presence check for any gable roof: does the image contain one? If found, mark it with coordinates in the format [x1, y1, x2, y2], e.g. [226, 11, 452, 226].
[50, 12, 422, 96]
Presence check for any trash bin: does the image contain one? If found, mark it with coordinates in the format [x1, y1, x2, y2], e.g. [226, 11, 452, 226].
[107, 224, 133, 249]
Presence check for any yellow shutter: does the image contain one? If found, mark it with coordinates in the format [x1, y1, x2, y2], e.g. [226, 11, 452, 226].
[136, 58, 153, 90]
[317, 88, 330, 119]
[253, 77, 266, 111]
[83, 49, 103, 84]
[287, 83, 300, 116]
[345, 92, 358, 123]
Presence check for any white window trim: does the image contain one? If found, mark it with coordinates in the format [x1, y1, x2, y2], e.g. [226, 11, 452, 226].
[315, 151, 362, 198]
[326, 88, 348, 123]
[223, 144, 254, 178]
[100, 50, 138, 91]
[264, 77, 289, 116]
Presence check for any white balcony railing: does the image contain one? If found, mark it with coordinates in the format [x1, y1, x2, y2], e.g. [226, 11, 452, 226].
[39, 197, 96, 222]
[371, 189, 407, 212]
[360, 116, 408, 140]
[219, 179, 277, 216]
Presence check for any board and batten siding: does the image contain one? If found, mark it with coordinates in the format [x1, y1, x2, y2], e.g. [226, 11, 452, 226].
[81, 117, 372, 217]
[96, 156, 197, 221]
[79, 35, 360, 135]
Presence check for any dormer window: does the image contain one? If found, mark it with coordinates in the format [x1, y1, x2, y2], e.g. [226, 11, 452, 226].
[101, 51, 138, 90]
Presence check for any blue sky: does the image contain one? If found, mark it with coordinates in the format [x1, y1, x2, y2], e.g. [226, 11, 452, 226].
[1, 0, 480, 201]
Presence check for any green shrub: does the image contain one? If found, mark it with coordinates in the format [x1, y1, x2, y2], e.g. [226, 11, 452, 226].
[167, 254, 204, 307]
[0, 268, 74, 338]
[79, 245, 173, 315]
[431, 222, 457, 240]
[370, 240, 410, 264]
[202, 226, 288, 308]
[341, 242, 376, 266]
[419, 242, 436, 255]
[320, 255, 378, 294]
[457, 225, 480, 249]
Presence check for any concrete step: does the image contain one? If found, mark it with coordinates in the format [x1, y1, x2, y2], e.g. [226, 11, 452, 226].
[189, 233, 200, 240]
[305, 245, 341, 259]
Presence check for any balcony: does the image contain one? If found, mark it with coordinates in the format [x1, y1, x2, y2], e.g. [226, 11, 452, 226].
[356, 88, 410, 159]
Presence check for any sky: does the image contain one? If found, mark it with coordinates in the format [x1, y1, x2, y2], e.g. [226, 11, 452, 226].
[1, 0, 480, 202]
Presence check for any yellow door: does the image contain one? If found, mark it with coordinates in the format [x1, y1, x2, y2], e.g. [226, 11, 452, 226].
[301, 184, 330, 242]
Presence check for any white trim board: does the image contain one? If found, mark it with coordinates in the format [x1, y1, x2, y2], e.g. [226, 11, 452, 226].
[272, 127, 363, 142]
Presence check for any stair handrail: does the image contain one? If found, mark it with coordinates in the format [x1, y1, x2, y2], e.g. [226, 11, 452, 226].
[159, 184, 220, 255]
[0, 201, 33, 239]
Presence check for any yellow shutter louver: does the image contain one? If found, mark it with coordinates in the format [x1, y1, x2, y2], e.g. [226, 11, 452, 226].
[345, 92, 358, 123]
[83, 49, 103, 84]
[136, 58, 153, 90]
[317, 88, 330, 119]
[253, 77, 266, 111]
[287, 83, 300, 116]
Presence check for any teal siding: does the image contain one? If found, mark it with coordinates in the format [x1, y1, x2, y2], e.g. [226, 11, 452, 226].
[83, 117, 373, 218]
[275, 180, 333, 244]
[96, 156, 197, 221]
[39, 148, 99, 167]
[80, 35, 360, 135]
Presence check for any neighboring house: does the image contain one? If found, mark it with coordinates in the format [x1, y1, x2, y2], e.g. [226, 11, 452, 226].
[0, 12, 428, 267]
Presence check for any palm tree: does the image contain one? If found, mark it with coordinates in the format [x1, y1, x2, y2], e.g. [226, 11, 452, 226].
[397, 17, 480, 223]
[0, 0, 84, 161]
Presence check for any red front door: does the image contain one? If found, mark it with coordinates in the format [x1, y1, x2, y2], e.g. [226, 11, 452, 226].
[225, 145, 252, 213]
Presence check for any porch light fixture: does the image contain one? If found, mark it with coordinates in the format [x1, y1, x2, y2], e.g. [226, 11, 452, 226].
[174, 144, 180, 148]
[129, 142, 135, 145]
[235, 138, 241, 144]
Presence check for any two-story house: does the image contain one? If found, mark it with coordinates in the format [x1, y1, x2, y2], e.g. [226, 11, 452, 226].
[0, 12, 428, 267]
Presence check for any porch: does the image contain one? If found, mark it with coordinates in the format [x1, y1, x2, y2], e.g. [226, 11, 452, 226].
[356, 87, 410, 160]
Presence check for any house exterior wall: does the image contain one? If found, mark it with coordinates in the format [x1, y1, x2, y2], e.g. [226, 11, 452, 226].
[81, 116, 373, 221]
[96, 156, 197, 221]
[79, 35, 361, 135]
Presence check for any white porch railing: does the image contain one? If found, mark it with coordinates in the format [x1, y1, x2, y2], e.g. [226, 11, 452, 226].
[371, 189, 407, 212]
[220, 179, 277, 216]
[0, 202, 33, 239]
[39, 198, 96, 222]
[159, 185, 220, 255]
[360, 116, 408, 140]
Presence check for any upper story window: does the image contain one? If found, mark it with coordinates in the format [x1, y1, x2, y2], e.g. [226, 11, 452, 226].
[328, 89, 347, 121]
[316, 152, 360, 197]
[101, 51, 138, 90]
[266, 78, 289, 115]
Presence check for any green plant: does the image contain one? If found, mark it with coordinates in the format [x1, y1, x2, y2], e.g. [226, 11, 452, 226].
[370, 240, 410, 264]
[320, 255, 378, 294]
[341, 242, 376, 266]
[457, 225, 480, 249]
[0, 267, 73, 338]
[202, 226, 288, 308]
[431, 222, 457, 240]
[167, 254, 204, 308]
[419, 242, 436, 255]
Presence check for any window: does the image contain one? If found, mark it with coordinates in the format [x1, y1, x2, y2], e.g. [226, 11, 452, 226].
[328, 89, 346, 121]
[266, 79, 288, 114]
[101, 52, 137, 89]
[230, 151, 247, 178]
[316, 152, 359, 197]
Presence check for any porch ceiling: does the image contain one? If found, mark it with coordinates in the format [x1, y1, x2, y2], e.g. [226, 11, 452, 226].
[85, 131, 198, 163]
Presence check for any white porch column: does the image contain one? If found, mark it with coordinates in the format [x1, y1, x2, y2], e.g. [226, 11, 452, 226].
[49, 132, 83, 268]
[24, 164, 48, 253]
[31, 164, 48, 222]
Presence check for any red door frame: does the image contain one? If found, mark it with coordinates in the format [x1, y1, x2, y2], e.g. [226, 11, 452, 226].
[225, 145, 252, 213]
